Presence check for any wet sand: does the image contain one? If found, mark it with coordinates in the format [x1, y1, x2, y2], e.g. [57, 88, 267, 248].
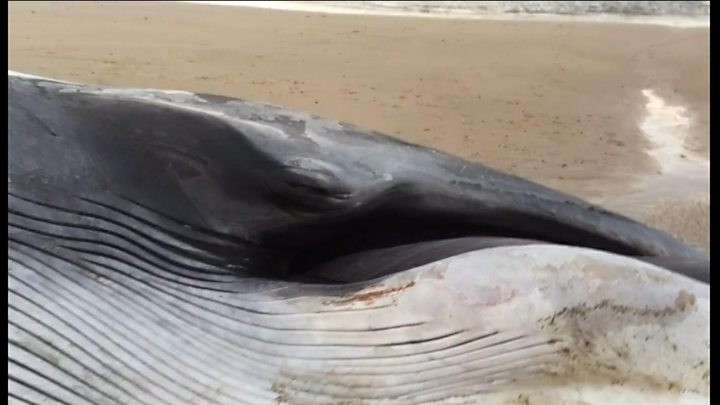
[7, 1, 709, 251]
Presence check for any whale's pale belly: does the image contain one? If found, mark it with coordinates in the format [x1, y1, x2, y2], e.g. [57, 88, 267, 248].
[8, 236, 709, 404]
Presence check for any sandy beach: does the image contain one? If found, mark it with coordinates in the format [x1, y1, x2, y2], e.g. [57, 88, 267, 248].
[7, 1, 709, 251]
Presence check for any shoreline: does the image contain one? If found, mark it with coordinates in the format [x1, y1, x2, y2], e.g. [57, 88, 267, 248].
[180, 1, 710, 27]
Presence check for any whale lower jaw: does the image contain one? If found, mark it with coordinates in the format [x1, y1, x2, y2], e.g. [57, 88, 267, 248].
[8, 240, 708, 404]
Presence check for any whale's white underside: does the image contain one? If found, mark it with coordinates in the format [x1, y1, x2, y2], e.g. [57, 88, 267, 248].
[8, 243, 709, 404]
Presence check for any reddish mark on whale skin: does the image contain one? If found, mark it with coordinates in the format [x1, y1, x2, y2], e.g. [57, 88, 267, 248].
[328, 281, 416, 306]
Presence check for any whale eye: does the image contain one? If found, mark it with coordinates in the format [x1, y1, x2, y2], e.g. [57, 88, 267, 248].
[285, 175, 343, 197]
[269, 158, 353, 212]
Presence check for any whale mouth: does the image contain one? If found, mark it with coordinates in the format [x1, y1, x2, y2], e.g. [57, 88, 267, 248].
[285, 222, 541, 283]
[279, 209, 709, 285]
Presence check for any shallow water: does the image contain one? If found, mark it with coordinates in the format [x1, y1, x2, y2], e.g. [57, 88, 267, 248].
[595, 89, 709, 251]
[181, 1, 710, 27]
[602, 89, 709, 208]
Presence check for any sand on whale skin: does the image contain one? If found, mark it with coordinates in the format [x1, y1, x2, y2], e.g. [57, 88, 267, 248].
[7, 1, 709, 252]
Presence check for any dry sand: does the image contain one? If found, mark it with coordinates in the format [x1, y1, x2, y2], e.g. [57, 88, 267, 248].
[8, 1, 709, 251]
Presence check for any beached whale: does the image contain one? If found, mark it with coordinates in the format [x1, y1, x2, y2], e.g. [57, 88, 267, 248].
[8, 71, 709, 404]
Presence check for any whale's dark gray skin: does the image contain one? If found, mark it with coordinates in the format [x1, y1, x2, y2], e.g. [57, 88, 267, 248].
[7, 74, 708, 282]
[7, 73, 710, 404]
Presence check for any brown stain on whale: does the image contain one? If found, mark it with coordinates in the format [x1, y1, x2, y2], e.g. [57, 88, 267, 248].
[324, 281, 416, 306]
[536, 290, 705, 396]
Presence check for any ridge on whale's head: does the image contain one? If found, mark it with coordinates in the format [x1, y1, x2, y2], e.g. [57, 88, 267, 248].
[7, 71, 709, 284]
